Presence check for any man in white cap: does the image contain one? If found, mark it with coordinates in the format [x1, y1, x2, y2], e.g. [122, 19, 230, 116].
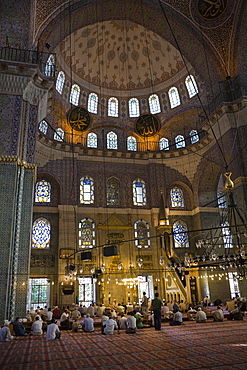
[0, 321, 13, 342]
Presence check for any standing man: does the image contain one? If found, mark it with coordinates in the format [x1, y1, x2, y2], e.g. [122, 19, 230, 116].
[141, 292, 148, 315]
[151, 292, 163, 330]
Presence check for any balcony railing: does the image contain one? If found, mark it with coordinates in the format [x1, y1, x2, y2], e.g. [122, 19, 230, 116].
[0, 46, 56, 77]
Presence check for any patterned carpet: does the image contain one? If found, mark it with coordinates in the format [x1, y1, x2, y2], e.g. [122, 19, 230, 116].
[1, 320, 247, 370]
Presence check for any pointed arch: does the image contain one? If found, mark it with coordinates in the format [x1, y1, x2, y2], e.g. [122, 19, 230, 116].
[134, 219, 150, 248]
[170, 186, 184, 208]
[175, 135, 185, 148]
[107, 131, 118, 149]
[173, 220, 189, 248]
[108, 97, 118, 117]
[133, 179, 146, 206]
[168, 87, 180, 108]
[185, 75, 198, 98]
[190, 130, 199, 144]
[148, 94, 161, 114]
[87, 132, 97, 148]
[79, 218, 95, 248]
[56, 71, 65, 94]
[127, 136, 137, 151]
[159, 138, 169, 150]
[32, 218, 51, 249]
[80, 176, 94, 204]
[107, 177, 120, 205]
[129, 98, 140, 117]
[35, 180, 51, 203]
[45, 54, 55, 77]
[70, 84, 80, 106]
[88, 93, 98, 114]
[39, 120, 48, 135]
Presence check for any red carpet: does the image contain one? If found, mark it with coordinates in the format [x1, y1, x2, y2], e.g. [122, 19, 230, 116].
[1, 320, 247, 369]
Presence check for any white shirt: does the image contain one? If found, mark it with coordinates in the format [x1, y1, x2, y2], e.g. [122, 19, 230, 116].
[46, 323, 60, 340]
[47, 311, 53, 321]
[31, 320, 43, 335]
[174, 311, 183, 323]
[119, 316, 127, 329]
[196, 310, 207, 321]
[0, 326, 13, 342]
[83, 317, 94, 332]
[60, 312, 69, 322]
[126, 316, 136, 329]
[103, 319, 117, 334]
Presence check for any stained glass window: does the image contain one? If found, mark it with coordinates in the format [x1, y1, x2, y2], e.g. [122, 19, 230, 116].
[173, 221, 189, 248]
[80, 176, 94, 204]
[175, 135, 185, 148]
[148, 94, 161, 114]
[35, 180, 51, 203]
[88, 93, 98, 114]
[70, 84, 80, 106]
[32, 218, 51, 249]
[28, 278, 50, 310]
[79, 218, 95, 248]
[39, 120, 48, 135]
[170, 187, 184, 207]
[190, 130, 199, 144]
[87, 132, 97, 148]
[54, 128, 64, 142]
[108, 97, 118, 117]
[168, 87, 180, 108]
[159, 138, 169, 150]
[107, 177, 120, 205]
[133, 179, 146, 206]
[45, 54, 55, 77]
[185, 75, 198, 98]
[134, 219, 150, 248]
[78, 277, 95, 306]
[127, 136, 137, 151]
[107, 131, 118, 149]
[56, 71, 65, 94]
[129, 98, 140, 117]
[221, 222, 233, 248]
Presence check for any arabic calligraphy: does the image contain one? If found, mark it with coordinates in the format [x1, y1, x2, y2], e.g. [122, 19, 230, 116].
[68, 106, 91, 132]
[135, 114, 160, 137]
[197, 0, 228, 21]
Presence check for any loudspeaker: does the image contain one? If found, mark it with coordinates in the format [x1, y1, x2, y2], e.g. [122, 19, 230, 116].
[103, 245, 118, 257]
[80, 251, 92, 261]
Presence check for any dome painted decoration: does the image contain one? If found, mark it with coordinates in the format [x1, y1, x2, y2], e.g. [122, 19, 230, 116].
[67, 106, 91, 132]
[57, 20, 185, 94]
[135, 113, 160, 137]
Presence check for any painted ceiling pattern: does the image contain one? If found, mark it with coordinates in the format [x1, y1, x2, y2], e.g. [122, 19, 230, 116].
[58, 20, 185, 92]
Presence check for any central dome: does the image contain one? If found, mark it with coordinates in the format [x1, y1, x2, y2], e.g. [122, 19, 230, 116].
[56, 20, 185, 96]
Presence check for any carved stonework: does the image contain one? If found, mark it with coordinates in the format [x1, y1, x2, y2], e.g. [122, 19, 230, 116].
[23, 81, 48, 106]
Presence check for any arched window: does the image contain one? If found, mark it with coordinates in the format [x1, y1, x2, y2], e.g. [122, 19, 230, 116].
[79, 218, 95, 249]
[54, 128, 64, 142]
[56, 71, 65, 94]
[108, 97, 118, 117]
[173, 221, 189, 248]
[133, 179, 146, 206]
[87, 132, 97, 148]
[221, 222, 233, 248]
[148, 94, 161, 114]
[170, 186, 184, 207]
[185, 75, 198, 98]
[70, 84, 80, 106]
[88, 93, 98, 114]
[127, 136, 137, 151]
[32, 218, 51, 249]
[175, 135, 185, 149]
[35, 180, 51, 203]
[107, 177, 120, 205]
[217, 175, 227, 209]
[39, 120, 48, 135]
[190, 130, 199, 144]
[168, 87, 180, 109]
[129, 98, 140, 117]
[45, 54, 55, 77]
[159, 138, 169, 151]
[80, 176, 94, 204]
[107, 131, 118, 149]
[134, 219, 150, 248]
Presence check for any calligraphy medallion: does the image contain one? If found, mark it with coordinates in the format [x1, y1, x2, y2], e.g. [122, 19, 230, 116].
[190, 0, 233, 28]
[135, 113, 160, 137]
[68, 106, 91, 132]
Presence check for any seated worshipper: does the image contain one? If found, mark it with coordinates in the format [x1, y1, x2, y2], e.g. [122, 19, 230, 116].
[103, 317, 119, 335]
[101, 311, 110, 333]
[29, 306, 36, 321]
[52, 306, 61, 319]
[187, 307, 197, 321]
[96, 304, 104, 317]
[60, 309, 72, 330]
[116, 304, 125, 315]
[178, 300, 187, 312]
[227, 305, 243, 320]
[126, 311, 137, 334]
[169, 308, 183, 326]
[148, 312, 154, 327]
[46, 319, 61, 340]
[87, 304, 95, 318]
[13, 317, 29, 336]
[72, 319, 80, 332]
[31, 316, 43, 335]
[118, 313, 127, 330]
[71, 308, 81, 321]
[212, 306, 224, 322]
[111, 309, 117, 319]
[195, 307, 207, 323]
[226, 298, 235, 313]
[46, 307, 53, 322]
[133, 310, 149, 329]
[82, 313, 94, 332]
[0, 320, 13, 342]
